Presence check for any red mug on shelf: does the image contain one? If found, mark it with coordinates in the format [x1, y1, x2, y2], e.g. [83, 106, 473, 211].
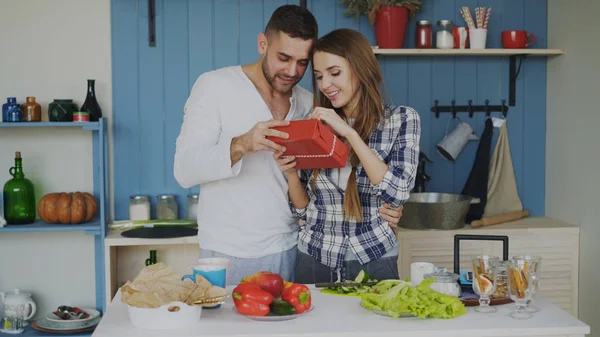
[453, 27, 469, 49]
[502, 30, 536, 48]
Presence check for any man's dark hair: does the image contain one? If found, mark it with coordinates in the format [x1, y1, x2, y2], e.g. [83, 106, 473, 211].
[265, 5, 318, 41]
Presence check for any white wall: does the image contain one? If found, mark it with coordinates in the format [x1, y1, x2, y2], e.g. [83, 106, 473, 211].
[547, 0, 600, 333]
[0, 0, 112, 317]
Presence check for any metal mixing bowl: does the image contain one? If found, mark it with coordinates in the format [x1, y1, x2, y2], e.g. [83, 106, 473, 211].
[398, 192, 480, 230]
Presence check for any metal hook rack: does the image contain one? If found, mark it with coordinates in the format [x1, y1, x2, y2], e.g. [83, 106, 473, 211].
[431, 100, 509, 119]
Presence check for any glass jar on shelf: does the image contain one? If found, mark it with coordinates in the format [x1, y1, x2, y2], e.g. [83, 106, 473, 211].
[186, 194, 198, 221]
[436, 20, 454, 49]
[156, 194, 178, 220]
[416, 20, 432, 48]
[129, 195, 151, 221]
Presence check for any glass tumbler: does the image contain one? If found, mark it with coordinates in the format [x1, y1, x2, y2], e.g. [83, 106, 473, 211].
[507, 258, 538, 319]
[512, 255, 542, 313]
[472, 255, 499, 313]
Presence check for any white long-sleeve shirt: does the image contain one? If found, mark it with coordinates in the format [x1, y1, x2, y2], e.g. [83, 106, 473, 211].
[174, 66, 313, 258]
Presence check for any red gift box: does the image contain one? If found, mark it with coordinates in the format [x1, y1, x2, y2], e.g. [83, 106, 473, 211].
[267, 120, 349, 169]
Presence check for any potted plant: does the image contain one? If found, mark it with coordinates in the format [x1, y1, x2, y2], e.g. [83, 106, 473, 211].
[340, 0, 423, 49]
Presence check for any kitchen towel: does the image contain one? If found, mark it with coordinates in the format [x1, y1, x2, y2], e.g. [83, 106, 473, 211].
[484, 122, 523, 216]
[461, 118, 494, 223]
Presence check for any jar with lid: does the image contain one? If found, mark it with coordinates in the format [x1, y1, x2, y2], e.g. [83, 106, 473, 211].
[129, 195, 151, 221]
[186, 194, 199, 220]
[424, 267, 462, 297]
[416, 20, 432, 48]
[156, 194, 178, 220]
[436, 20, 455, 49]
[492, 260, 510, 299]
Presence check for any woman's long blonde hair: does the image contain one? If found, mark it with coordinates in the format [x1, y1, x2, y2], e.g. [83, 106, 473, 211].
[311, 28, 385, 221]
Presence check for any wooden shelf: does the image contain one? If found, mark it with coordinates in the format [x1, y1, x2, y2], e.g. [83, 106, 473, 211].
[372, 48, 564, 56]
[370, 48, 564, 105]
[0, 121, 100, 130]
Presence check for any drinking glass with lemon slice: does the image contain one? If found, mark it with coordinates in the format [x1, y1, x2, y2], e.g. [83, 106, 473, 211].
[472, 255, 500, 313]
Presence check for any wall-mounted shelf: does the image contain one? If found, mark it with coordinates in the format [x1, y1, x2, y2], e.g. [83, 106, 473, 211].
[1, 118, 109, 315]
[371, 48, 564, 56]
[372, 48, 564, 106]
[0, 218, 101, 234]
[0, 121, 100, 130]
[7, 327, 92, 336]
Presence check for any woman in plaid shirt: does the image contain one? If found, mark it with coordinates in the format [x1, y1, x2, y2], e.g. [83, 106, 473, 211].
[274, 28, 422, 283]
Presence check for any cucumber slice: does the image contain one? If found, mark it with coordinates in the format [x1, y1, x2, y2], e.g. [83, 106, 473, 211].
[354, 270, 370, 283]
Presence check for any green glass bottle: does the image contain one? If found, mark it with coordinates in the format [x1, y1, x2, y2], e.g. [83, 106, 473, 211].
[3, 151, 36, 224]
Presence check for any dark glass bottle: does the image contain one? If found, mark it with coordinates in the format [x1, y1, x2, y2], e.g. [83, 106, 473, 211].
[80, 79, 103, 121]
[3, 152, 36, 224]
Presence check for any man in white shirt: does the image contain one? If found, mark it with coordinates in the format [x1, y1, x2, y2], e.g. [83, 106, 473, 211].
[174, 5, 402, 284]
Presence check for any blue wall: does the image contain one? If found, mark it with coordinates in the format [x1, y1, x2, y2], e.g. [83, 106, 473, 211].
[111, 0, 547, 220]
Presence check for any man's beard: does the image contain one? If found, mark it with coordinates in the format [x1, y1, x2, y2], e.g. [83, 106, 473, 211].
[261, 57, 299, 94]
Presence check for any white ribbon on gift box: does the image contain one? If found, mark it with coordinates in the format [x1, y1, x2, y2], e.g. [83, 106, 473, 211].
[282, 136, 337, 159]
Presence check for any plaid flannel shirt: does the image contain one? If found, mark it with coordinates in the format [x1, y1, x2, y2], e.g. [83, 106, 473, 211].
[292, 105, 421, 269]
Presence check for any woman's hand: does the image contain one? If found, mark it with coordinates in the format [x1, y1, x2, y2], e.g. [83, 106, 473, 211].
[380, 203, 403, 233]
[310, 107, 355, 138]
[274, 151, 297, 176]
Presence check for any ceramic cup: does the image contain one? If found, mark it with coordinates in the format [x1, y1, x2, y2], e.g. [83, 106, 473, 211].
[469, 28, 487, 49]
[453, 27, 469, 49]
[502, 30, 536, 48]
[195, 257, 230, 285]
[182, 258, 230, 309]
[411, 262, 436, 287]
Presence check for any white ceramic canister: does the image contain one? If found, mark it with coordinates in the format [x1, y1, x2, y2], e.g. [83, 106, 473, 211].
[410, 262, 436, 287]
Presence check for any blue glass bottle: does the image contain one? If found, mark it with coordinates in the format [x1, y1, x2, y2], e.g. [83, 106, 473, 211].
[2, 97, 22, 122]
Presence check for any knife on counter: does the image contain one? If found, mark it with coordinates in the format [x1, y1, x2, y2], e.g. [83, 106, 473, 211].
[315, 281, 379, 288]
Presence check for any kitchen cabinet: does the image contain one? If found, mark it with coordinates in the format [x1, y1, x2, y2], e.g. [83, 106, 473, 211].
[397, 217, 579, 316]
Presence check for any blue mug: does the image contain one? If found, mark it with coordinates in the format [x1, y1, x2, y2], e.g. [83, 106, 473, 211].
[182, 264, 227, 309]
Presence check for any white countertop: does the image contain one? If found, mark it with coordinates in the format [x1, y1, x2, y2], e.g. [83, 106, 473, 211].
[92, 286, 590, 337]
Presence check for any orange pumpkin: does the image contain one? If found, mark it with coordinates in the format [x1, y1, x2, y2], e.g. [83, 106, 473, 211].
[37, 192, 97, 224]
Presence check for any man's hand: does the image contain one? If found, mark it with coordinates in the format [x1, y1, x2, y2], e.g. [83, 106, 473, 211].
[230, 119, 290, 166]
[379, 203, 403, 233]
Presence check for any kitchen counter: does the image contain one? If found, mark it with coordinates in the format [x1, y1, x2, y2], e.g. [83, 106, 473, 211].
[92, 286, 590, 337]
[396, 216, 579, 237]
[103, 216, 576, 247]
[103, 216, 582, 315]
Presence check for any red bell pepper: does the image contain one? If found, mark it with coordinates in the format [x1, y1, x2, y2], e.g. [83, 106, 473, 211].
[282, 283, 312, 314]
[232, 282, 274, 316]
[242, 271, 285, 298]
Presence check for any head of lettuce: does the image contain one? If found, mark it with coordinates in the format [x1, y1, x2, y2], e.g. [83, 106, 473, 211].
[360, 278, 467, 319]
